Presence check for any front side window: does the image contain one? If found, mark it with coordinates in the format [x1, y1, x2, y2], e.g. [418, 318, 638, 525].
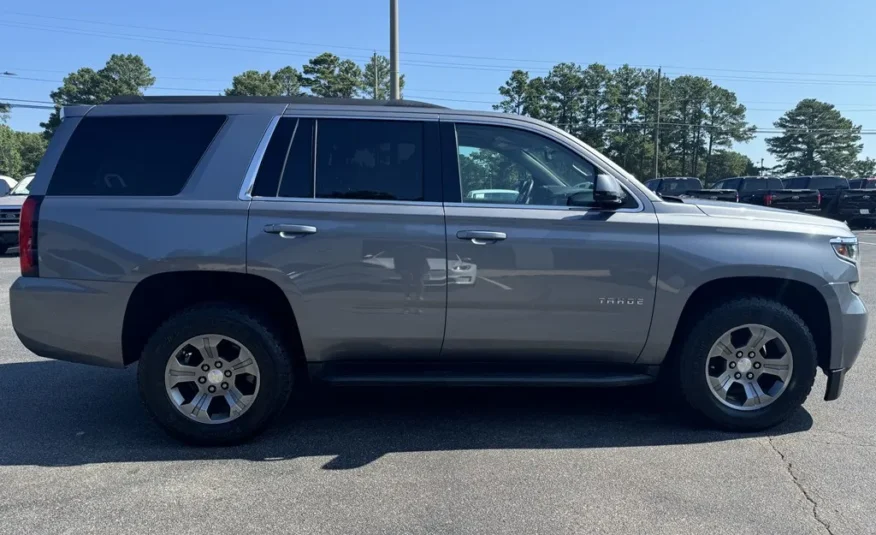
[315, 119, 424, 201]
[455, 123, 616, 208]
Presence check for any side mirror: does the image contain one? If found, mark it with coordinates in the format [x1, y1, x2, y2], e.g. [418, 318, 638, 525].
[592, 173, 625, 209]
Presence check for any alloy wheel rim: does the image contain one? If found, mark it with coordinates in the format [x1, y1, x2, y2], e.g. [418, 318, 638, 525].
[164, 334, 261, 424]
[705, 324, 793, 411]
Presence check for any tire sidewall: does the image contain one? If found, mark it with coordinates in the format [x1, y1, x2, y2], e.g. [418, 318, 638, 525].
[678, 300, 817, 429]
[138, 307, 291, 444]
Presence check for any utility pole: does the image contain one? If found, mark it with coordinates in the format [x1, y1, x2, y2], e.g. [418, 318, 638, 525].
[759, 158, 765, 176]
[653, 66, 661, 179]
[372, 52, 380, 99]
[389, 0, 400, 100]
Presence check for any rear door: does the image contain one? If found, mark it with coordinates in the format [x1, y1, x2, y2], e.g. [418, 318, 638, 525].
[439, 118, 659, 363]
[246, 113, 447, 363]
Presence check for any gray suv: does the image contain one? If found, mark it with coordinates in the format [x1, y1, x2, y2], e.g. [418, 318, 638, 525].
[10, 96, 867, 445]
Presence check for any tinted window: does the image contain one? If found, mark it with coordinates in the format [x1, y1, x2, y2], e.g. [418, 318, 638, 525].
[251, 118, 315, 198]
[252, 118, 297, 197]
[663, 178, 700, 192]
[315, 119, 424, 201]
[810, 176, 848, 189]
[714, 179, 739, 190]
[740, 179, 772, 191]
[768, 178, 784, 190]
[784, 177, 807, 189]
[644, 179, 659, 191]
[50, 115, 225, 196]
[454, 123, 615, 208]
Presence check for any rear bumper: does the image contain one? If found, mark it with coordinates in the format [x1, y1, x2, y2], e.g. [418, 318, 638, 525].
[10, 276, 133, 368]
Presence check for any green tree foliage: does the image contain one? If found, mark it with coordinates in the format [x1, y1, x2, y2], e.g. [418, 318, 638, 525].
[15, 132, 48, 175]
[361, 54, 404, 99]
[494, 64, 756, 181]
[0, 125, 23, 177]
[766, 99, 862, 176]
[301, 53, 362, 98]
[224, 67, 305, 97]
[706, 150, 756, 184]
[225, 70, 282, 96]
[272, 66, 304, 97]
[852, 157, 876, 178]
[42, 54, 155, 138]
[0, 127, 49, 178]
[494, 70, 530, 114]
[458, 149, 528, 192]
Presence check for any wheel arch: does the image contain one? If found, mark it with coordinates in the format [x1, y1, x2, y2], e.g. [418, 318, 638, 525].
[122, 271, 305, 367]
[639, 273, 832, 373]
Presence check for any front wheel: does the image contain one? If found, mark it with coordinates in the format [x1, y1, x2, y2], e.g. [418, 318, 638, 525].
[137, 304, 293, 445]
[674, 298, 817, 431]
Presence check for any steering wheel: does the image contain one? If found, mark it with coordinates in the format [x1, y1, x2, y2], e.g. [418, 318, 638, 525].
[516, 178, 534, 205]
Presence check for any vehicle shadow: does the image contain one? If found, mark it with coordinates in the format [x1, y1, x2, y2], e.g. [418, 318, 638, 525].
[0, 360, 813, 469]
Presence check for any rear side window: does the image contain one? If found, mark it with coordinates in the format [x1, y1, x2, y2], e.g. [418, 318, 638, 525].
[49, 115, 225, 196]
[252, 118, 315, 198]
[315, 119, 424, 201]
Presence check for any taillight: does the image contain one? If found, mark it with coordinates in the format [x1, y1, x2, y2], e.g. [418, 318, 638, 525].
[817, 191, 822, 206]
[19, 195, 43, 277]
[764, 193, 773, 206]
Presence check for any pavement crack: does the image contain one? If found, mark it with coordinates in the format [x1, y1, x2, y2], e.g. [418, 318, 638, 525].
[768, 436, 835, 535]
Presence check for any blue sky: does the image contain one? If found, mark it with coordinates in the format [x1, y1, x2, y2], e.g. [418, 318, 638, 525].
[3, 0, 876, 168]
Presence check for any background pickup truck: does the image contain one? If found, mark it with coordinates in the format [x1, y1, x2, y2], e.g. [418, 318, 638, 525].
[643, 177, 737, 202]
[784, 175, 876, 227]
[713, 176, 820, 212]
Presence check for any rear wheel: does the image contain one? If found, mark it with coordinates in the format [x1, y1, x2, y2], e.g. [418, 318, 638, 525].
[675, 298, 817, 431]
[137, 304, 293, 445]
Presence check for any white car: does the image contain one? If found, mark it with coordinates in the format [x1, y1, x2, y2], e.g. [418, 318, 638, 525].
[0, 175, 15, 195]
[0, 174, 33, 254]
[465, 189, 520, 203]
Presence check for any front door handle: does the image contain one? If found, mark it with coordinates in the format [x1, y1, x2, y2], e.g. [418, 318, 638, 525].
[264, 224, 318, 238]
[457, 230, 506, 245]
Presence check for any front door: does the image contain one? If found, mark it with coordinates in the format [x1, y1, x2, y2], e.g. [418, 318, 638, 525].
[246, 115, 447, 363]
[441, 120, 659, 363]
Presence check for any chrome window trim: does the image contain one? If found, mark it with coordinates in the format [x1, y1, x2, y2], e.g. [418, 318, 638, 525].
[238, 115, 282, 201]
[446, 117, 645, 213]
[250, 196, 442, 208]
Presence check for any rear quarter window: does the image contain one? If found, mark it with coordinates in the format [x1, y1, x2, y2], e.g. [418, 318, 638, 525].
[48, 115, 226, 196]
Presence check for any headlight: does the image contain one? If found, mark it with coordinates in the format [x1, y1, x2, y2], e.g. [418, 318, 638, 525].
[831, 237, 859, 264]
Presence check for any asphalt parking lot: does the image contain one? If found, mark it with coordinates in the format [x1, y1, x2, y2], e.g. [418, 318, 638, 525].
[1, 240, 875, 535]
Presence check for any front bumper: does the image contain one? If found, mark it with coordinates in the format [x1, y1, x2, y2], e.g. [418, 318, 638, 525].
[822, 281, 867, 400]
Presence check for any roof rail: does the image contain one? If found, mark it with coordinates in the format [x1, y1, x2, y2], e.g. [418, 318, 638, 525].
[106, 95, 446, 108]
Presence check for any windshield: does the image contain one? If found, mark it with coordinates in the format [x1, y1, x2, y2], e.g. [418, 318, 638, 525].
[9, 176, 34, 196]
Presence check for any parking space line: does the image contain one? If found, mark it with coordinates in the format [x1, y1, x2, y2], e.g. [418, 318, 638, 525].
[478, 276, 513, 290]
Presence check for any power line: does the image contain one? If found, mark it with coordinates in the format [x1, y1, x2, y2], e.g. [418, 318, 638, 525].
[7, 11, 876, 81]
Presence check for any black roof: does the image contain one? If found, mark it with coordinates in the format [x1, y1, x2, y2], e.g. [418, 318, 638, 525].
[106, 95, 446, 108]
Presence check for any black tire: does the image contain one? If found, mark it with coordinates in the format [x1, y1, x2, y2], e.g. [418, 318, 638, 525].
[674, 297, 817, 431]
[137, 304, 293, 445]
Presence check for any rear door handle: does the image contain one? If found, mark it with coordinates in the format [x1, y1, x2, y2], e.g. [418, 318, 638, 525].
[264, 224, 318, 238]
[457, 230, 506, 244]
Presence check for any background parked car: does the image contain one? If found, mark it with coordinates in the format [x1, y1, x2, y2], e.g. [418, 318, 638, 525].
[784, 175, 876, 227]
[714, 176, 820, 213]
[644, 177, 737, 202]
[849, 178, 876, 189]
[0, 175, 16, 195]
[0, 174, 34, 254]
